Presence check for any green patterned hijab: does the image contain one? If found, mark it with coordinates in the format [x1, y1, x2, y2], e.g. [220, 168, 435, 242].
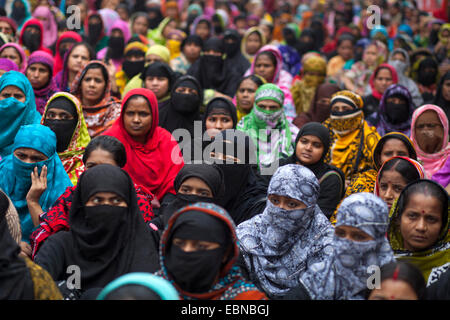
[237, 83, 296, 167]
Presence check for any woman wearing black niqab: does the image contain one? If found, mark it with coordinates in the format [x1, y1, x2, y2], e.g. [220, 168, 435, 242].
[158, 74, 203, 142]
[187, 37, 241, 97]
[205, 129, 268, 225]
[34, 164, 160, 298]
[0, 190, 62, 300]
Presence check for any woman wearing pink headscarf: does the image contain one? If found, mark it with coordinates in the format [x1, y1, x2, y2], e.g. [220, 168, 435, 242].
[411, 104, 450, 177]
[0, 42, 27, 73]
[32, 6, 58, 49]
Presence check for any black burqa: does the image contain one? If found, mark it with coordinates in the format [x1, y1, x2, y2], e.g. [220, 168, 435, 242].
[0, 190, 34, 299]
[204, 129, 268, 225]
[156, 163, 225, 229]
[187, 37, 241, 97]
[187, 97, 238, 164]
[34, 164, 160, 292]
[223, 29, 250, 77]
[158, 75, 203, 145]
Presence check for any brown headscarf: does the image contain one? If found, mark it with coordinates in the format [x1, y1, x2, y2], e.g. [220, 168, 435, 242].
[293, 83, 341, 129]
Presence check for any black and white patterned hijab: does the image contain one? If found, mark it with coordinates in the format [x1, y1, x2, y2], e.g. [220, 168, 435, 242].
[236, 164, 334, 297]
[300, 192, 395, 300]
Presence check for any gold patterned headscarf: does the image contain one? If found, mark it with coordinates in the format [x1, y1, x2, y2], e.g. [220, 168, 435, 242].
[324, 90, 380, 180]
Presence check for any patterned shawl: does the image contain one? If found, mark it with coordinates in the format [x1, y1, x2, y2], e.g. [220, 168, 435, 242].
[323, 90, 381, 181]
[368, 84, 414, 137]
[71, 60, 121, 138]
[236, 164, 334, 297]
[157, 202, 267, 300]
[237, 83, 298, 167]
[388, 179, 450, 286]
[290, 54, 327, 115]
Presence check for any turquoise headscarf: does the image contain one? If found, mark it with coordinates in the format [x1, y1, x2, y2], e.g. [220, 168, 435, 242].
[96, 273, 180, 300]
[9, 0, 32, 33]
[0, 71, 41, 158]
[0, 124, 73, 243]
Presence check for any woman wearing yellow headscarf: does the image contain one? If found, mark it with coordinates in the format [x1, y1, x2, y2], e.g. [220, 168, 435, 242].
[435, 23, 450, 61]
[290, 54, 327, 115]
[41, 92, 91, 185]
[323, 90, 380, 183]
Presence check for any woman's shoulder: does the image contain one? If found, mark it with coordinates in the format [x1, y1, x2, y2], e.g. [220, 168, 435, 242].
[22, 256, 63, 300]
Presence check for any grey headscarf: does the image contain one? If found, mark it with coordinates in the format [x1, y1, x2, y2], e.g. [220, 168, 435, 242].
[388, 48, 424, 107]
[236, 164, 334, 297]
[300, 192, 395, 300]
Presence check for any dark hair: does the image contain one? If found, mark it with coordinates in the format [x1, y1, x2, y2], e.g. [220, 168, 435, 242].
[255, 50, 277, 67]
[337, 33, 355, 46]
[104, 284, 162, 300]
[79, 62, 109, 99]
[82, 136, 127, 168]
[396, 179, 449, 234]
[131, 12, 149, 26]
[238, 74, 265, 88]
[82, 62, 108, 83]
[123, 94, 152, 114]
[373, 135, 417, 169]
[378, 158, 421, 186]
[69, 42, 96, 62]
[366, 261, 426, 300]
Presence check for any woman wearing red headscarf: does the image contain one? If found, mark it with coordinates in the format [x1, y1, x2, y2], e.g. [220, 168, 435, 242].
[102, 88, 184, 203]
[19, 18, 52, 56]
[363, 63, 399, 118]
[53, 31, 83, 75]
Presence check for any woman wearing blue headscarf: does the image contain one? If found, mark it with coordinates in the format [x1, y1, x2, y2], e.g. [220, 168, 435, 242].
[0, 71, 41, 158]
[0, 124, 72, 245]
[293, 193, 395, 300]
[236, 164, 334, 299]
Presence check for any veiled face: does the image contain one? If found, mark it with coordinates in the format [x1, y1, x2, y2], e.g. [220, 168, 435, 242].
[0, 85, 26, 103]
[178, 177, 213, 198]
[123, 96, 153, 143]
[414, 110, 444, 154]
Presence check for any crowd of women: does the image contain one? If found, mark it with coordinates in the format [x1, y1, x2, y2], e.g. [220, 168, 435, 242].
[0, 0, 449, 301]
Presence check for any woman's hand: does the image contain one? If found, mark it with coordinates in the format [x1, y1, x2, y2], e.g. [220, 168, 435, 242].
[19, 241, 32, 258]
[26, 166, 47, 204]
[105, 59, 117, 80]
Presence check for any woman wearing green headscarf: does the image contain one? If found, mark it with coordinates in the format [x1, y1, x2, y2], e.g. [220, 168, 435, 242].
[147, 17, 174, 46]
[0, 71, 41, 158]
[237, 83, 299, 168]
